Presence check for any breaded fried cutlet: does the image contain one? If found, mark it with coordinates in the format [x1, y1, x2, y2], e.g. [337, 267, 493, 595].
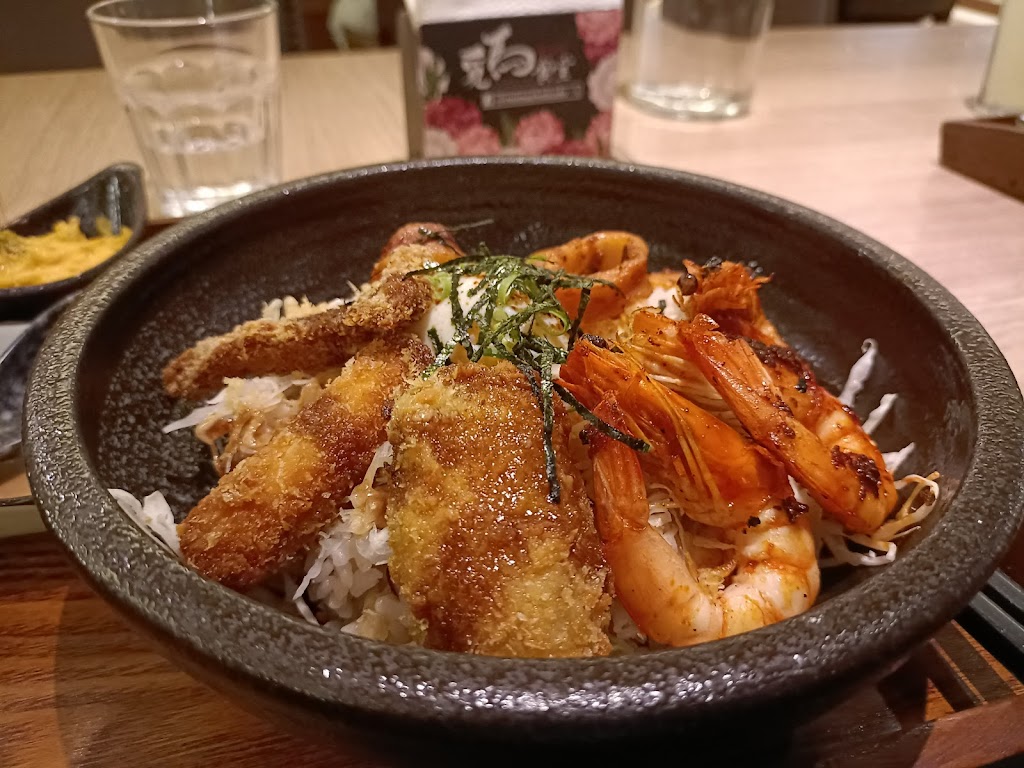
[162, 273, 434, 399]
[385, 361, 611, 658]
[163, 223, 463, 400]
[178, 334, 431, 589]
[372, 221, 464, 281]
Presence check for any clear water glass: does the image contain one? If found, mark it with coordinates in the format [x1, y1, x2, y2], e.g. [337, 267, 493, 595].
[87, 0, 281, 218]
[628, 0, 773, 120]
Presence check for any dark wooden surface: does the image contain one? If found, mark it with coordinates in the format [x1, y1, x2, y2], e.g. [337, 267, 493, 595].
[1, 532, 1023, 767]
[941, 117, 1024, 204]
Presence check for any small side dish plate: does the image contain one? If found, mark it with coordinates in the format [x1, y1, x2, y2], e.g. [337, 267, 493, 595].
[0, 164, 146, 321]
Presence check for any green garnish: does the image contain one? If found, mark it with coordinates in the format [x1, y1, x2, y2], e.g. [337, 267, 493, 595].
[410, 247, 650, 503]
[426, 327, 444, 355]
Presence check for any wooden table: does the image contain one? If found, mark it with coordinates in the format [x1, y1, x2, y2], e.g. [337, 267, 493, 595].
[2, 22, 1024, 768]
[3, 24, 1022, 378]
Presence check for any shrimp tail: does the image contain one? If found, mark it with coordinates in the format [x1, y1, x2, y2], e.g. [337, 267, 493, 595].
[588, 395, 652, 540]
[684, 259, 785, 346]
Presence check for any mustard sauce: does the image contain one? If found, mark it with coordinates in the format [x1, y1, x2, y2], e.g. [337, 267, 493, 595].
[0, 216, 131, 289]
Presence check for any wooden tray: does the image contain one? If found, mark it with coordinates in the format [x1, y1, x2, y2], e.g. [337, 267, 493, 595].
[2, 532, 1024, 767]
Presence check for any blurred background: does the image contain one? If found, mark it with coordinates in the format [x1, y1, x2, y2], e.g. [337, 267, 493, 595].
[0, 0, 1003, 74]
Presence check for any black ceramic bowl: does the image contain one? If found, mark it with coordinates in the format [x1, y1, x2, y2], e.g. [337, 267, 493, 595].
[1, 163, 146, 321]
[24, 158, 1024, 743]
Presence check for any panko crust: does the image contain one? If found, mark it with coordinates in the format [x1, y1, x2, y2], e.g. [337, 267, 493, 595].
[386, 361, 611, 658]
[178, 335, 431, 589]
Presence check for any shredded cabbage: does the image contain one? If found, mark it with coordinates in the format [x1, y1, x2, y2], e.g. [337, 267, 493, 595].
[163, 375, 310, 434]
[863, 392, 897, 435]
[290, 441, 402, 637]
[838, 339, 877, 406]
[883, 443, 916, 474]
[109, 488, 180, 556]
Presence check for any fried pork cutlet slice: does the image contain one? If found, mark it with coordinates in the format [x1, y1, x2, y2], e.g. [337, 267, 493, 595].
[386, 361, 612, 658]
[163, 272, 432, 400]
[178, 334, 432, 590]
[162, 222, 463, 400]
[372, 221, 464, 281]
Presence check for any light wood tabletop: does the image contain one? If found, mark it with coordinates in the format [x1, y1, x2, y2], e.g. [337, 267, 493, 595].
[2, 21, 1024, 768]
[2, 24, 1021, 386]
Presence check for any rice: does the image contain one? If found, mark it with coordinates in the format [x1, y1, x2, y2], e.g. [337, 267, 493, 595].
[289, 442, 419, 643]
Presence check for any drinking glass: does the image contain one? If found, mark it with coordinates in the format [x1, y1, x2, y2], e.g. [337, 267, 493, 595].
[87, 0, 281, 217]
[628, 0, 773, 119]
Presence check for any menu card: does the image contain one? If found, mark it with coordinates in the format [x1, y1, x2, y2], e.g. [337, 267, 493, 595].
[400, 0, 623, 158]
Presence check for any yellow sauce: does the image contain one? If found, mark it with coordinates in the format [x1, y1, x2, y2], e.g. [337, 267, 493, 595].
[0, 216, 132, 289]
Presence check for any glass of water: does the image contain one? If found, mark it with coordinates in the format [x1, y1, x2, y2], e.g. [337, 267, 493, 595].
[628, 0, 773, 120]
[87, 0, 281, 217]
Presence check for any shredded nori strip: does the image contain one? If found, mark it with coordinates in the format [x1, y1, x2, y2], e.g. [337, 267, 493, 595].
[552, 384, 651, 453]
[410, 248, 647, 501]
[426, 327, 444, 355]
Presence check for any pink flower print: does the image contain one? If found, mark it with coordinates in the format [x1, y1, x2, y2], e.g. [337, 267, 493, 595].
[456, 124, 503, 156]
[424, 97, 482, 138]
[584, 111, 612, 156]
[514, 110, 566, 155]
[575, 10, 622, 64]
[547, 139, 595, 157]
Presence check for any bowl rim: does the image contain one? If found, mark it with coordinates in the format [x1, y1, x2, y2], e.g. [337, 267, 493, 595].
[24, 156, 1024, 731]
[0, 162, 147, 302]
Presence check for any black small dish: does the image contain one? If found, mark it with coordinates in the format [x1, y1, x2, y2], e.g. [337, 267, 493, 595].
[0, 292, 79, 462]
[0, 163, 147, 321]
[23, 158, 1024, 743]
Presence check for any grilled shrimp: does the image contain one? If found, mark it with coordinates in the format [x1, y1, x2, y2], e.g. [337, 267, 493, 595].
[589, 394, 819, 647]
[558, 338, 791, 529]
[531, 231, 649, 330]
[622, 308, 740, 430]
[678, 315, 897, 534]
